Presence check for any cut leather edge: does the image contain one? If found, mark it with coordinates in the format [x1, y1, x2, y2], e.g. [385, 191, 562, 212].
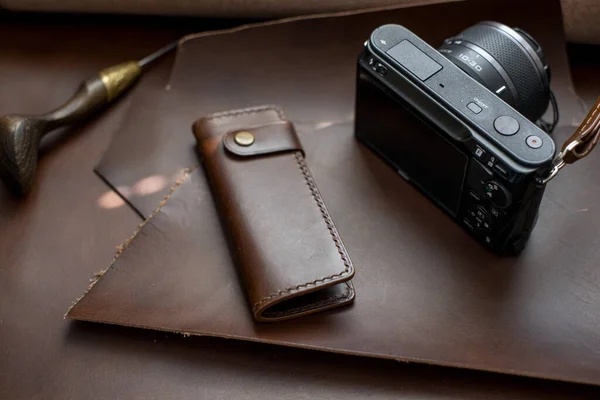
[65, 167, 198, 320]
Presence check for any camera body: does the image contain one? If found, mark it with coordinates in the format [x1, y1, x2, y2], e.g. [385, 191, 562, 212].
[354, 24, 556, 254]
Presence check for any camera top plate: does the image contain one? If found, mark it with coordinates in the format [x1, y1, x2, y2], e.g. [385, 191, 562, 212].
[366, 24, 555, 168]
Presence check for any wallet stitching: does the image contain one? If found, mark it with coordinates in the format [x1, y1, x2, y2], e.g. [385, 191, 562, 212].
[252, 152, 352, 314]
[263, 282, 353, 318]
[295, 153, 352, 276]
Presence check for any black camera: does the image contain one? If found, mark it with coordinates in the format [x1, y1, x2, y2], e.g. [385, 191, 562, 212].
[354, 22, 556, 254]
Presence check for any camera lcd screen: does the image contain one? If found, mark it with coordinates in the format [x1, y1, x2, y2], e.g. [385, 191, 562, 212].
[355, 70, 468, 216]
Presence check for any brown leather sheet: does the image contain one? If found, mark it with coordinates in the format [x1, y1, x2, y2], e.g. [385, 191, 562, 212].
[5, 11, 600, 400]
[71, 117, 600, 385]
[69, 0, 600, 388]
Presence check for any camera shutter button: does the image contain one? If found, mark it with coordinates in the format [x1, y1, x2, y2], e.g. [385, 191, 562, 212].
[494, 116, 520, 136]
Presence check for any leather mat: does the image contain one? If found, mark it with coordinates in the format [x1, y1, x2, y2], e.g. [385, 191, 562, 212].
[70, 0, 600, 387]
[71, 119, 600, 385]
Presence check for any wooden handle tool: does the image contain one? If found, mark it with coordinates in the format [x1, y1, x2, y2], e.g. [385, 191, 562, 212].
[0, 41, 177, 196]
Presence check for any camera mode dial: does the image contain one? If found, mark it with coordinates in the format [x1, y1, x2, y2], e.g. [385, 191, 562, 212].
[482, 181, 511, 208]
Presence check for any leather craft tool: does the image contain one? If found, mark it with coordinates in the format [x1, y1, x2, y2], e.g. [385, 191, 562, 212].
[0, 40, 177, 196]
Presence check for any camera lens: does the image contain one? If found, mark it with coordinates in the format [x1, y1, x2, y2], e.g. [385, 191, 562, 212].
[439, 21, 550, 123]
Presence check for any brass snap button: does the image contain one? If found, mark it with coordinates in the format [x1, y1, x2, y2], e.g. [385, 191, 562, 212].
[234, 131, 255, 146]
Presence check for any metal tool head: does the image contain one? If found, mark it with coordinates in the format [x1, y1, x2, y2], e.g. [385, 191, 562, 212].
[138, 41, 177, 68]
[0, 115, 44, 196]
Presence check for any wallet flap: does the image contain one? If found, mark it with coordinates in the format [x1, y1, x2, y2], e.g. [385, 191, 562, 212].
[223, 121, 304, 157]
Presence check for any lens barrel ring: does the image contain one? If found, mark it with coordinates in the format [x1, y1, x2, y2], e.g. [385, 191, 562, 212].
[441, 21, 550, 122]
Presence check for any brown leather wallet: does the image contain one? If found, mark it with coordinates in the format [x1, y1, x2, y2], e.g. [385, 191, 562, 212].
[192, 105, 355, 321]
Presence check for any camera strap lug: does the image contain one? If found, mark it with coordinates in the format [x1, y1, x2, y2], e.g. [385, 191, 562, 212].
[538, 96, 600, 185]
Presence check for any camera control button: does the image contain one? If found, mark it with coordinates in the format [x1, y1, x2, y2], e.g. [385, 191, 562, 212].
[493, 163, 510, 179]
[467, 102, 483, 114]
[489, 206, 503, 220]
[469, 190, 481, 201]
[474, 145, 486, 159]
[483, 180, 512, 208]
[463, 218, 475, 231]
[467, 205, 492, 232]
[526, 135, 543, 149]
[494, 116, 520, 136]
[375, 63, 388, 76]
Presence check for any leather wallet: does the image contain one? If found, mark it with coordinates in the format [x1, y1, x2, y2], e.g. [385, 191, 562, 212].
[193, 105, 355, 321]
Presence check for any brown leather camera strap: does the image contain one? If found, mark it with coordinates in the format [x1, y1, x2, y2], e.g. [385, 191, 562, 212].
[562, 96, 600, 163]
[541, 96, 600, 184]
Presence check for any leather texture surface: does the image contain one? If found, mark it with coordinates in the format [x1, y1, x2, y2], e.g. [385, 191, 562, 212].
[3, 9, 600, 400]
[70, 117, 600, 385]
[2, 0, 600, 44]
[193, 106, 355, 321]
[79, 0, 600, 386]
[0, 0, 443, 18]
